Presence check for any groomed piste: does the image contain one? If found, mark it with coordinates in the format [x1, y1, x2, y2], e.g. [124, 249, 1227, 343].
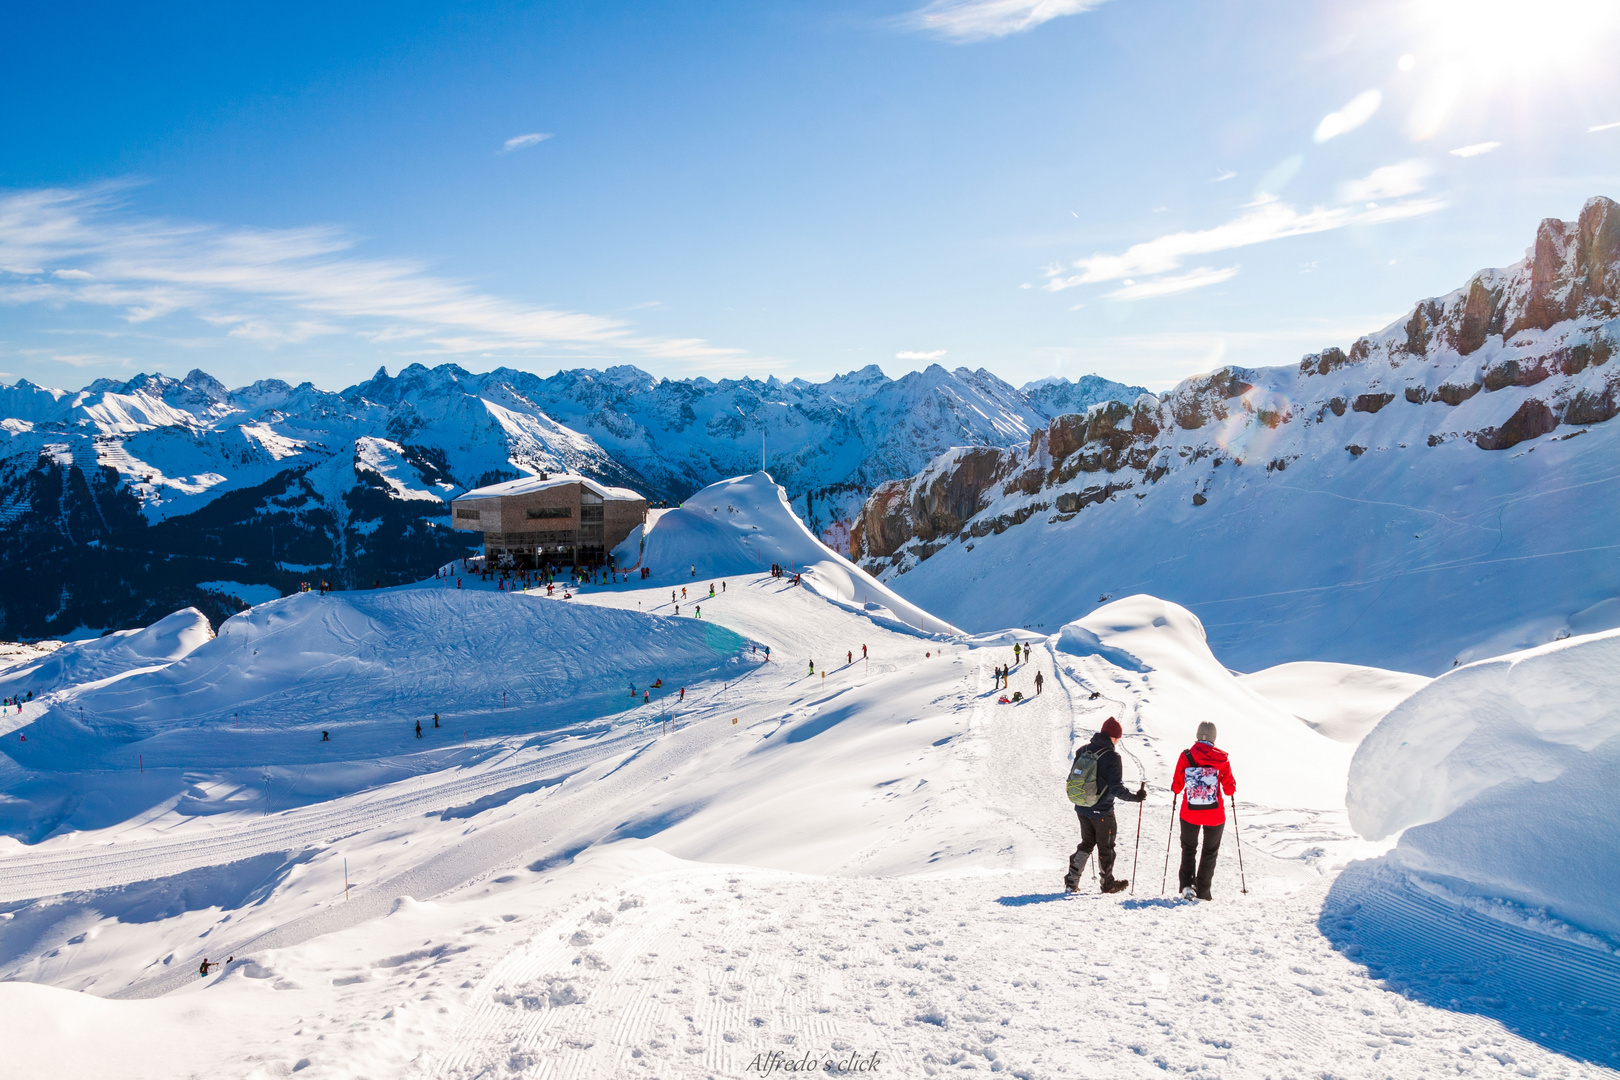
[0, 472, 1615, 1078]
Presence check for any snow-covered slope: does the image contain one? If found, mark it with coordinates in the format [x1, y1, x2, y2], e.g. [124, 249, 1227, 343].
[0, 365, 1141, 640]
[0, 477, 1613, 1076]
[638, 471, 957, 634]
[1240, 661, 1430, 743]
[1347, 628, 1620, 942]
[1052, 595, 1354, 809]
[0, 608, 211, 703]
[855, 196, 1620, 675]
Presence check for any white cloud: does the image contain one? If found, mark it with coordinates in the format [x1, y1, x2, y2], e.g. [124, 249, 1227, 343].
[1104, 265, 1239, 301]
[902, 0, 1107, 41]
[1449, 141, 1501, 158]
[1337, 159, 1432, 203]
[1588, 120, 1620, 134]
[896, 349, 947, 360]
[1313, 89, 1382, 142]
[52, 268, 93, 280]
[1045, 169, 1445, 291]
[501, 132, 553, 153]
[0, 186, 746, 364]
[1211, 169, 1236, 183]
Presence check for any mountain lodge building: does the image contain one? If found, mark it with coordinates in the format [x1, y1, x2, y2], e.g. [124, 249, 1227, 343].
[451, 473, 647, 567]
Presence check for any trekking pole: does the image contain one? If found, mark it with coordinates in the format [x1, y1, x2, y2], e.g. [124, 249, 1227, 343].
[1230, 796, 1248, 895]
[1160, 793, 1175, 895]
[1130, 792, 1144, 894]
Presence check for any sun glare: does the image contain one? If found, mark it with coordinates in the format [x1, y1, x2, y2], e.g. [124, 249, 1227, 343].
[1414, 0, 1620, 76]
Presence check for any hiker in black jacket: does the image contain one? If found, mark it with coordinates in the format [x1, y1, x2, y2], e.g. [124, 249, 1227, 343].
[1065, 717, 1146, 894]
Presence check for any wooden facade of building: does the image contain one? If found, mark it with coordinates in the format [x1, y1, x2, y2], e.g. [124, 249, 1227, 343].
[451, 473, 646, 567]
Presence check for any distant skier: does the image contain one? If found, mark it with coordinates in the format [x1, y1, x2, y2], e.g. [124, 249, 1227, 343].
[847, 650, 852, 665]
[808, 659, 814, 674]
[1172, 721, 1237, 901]
[199, 959, 213, 978]
[433, 714, 440, 728]
[1014, 643, 1022, 664]
[320, 730, 330, 741]
[764, 645, 770, 661]
[695, 605, 701, 618]
[1064, 718, 1146, 895]
[861, 644, 867, 659]
[679, 687, 685, 702]
[722, 581, 726, 593]
[414, 720, 422, 739]
[1035, 670, 1044, 696]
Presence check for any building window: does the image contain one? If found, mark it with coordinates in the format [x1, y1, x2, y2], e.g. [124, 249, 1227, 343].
[526, 507, 572, 519]
[455, 508, 480, 519]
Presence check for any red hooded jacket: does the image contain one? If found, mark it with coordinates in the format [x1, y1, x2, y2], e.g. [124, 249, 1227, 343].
[1171, 741, 1236, 826]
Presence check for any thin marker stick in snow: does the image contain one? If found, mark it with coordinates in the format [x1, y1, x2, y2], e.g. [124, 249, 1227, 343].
[1231, 796, 1248, 895]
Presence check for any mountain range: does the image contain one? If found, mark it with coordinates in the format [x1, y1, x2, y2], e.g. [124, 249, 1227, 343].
[0, 361, 1141, 639]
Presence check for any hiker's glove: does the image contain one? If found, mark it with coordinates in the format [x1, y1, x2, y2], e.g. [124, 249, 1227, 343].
[1137, 783, 1147, 799]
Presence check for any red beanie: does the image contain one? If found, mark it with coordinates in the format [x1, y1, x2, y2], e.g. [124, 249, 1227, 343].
[1101, 717, 1123, 740]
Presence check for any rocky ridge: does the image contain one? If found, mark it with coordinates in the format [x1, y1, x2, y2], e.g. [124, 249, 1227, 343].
[853, 197, 1620, 571]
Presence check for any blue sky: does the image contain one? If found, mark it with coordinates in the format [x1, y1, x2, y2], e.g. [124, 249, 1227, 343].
[3, 0, 1619, 392]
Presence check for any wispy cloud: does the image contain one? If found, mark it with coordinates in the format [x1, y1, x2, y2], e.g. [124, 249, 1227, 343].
[896, 349, 947, 360]
[1210, 169, 1236, 183]
[1449, 141, 1501, 158]
[1104, 265, 1238, 301]
[1045, 165, 1446, 292]
[1588, 120, 1620, 134]
[1313, 89, 1381, 142]
[1337, 159, 1431, 203]
[501, 132, 553, 153]
[902, 0, 1107, 42]
[0, 186, 745, 365]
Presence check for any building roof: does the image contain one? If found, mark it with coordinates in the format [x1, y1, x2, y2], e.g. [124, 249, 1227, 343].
[454, 472, 643, 503]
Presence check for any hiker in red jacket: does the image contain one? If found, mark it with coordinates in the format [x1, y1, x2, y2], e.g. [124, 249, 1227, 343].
[1171, 721, 1237, 901]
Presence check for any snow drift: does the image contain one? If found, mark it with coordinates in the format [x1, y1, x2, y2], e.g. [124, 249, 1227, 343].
[0, 608, 212, 698]
[640, 472, 956, 635]
[1239, 662, 1430, 744]
[1348, 629, 1620, 940]
[13, 588, 752, 765]
[1052, 595, 1356, 809]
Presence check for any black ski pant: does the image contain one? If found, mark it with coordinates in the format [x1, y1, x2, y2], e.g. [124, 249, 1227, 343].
[1067, 810, 1119, 887]
[1179, 819, 1224, 897]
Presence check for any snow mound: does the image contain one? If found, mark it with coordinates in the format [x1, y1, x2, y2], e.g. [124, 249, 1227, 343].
[1053, 596, 1354, 809]
[1240, 661, 1429, 744]
[1348, 629, 1620, 939]
[21, 589, 751, 753]
[641, 472, 954, 635]
[0, 608, 212, 698]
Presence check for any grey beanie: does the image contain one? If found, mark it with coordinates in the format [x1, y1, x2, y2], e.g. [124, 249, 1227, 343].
[1196, 721, 1217, 743]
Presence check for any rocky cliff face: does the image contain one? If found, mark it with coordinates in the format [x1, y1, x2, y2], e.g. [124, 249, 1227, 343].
[853, 197, 1620, 578]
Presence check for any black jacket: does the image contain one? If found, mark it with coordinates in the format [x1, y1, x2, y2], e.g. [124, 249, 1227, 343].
[1072, 732, 1144, 818]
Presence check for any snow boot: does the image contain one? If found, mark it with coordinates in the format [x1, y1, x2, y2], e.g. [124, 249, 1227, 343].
[1196, 886, 1214, 902]
[1181, 886, 1198, 901]
[1101, 878, 1129, 894]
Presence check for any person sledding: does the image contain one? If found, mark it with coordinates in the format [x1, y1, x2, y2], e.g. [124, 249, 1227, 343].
[1171, 721, 1237, 901]
[1063, 717, 1146, 894]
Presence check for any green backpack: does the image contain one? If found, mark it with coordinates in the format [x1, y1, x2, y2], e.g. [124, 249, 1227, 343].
[1066, 746, 1105, 806]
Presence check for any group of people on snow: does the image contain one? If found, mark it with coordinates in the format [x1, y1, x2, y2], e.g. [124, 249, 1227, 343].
[1065, 718, 1237, 901]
